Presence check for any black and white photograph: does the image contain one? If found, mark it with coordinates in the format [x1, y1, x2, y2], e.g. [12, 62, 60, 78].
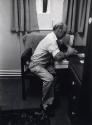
[0, 0, 92, 125]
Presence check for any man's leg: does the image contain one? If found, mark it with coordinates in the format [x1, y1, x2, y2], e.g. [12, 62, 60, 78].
[30, 65, 55, 109]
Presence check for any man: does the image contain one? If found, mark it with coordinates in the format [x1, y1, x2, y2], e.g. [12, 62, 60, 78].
[29, 23, 77, 114]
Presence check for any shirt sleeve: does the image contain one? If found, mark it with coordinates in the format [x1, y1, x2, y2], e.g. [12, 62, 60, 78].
[48, 40, 60, 57]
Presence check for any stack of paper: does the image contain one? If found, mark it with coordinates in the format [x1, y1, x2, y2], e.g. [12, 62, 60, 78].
[54, 59, 69, 69]
[77, 53, 85, 64]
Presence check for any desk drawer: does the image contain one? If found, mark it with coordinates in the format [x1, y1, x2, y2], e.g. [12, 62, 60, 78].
[68, 80, 81, 120]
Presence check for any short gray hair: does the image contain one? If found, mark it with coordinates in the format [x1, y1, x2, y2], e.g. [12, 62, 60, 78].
[53, 23, 67, 32]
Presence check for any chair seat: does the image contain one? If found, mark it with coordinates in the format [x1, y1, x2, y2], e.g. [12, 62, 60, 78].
[23, 69, 42, 81]
[22, 69, 42, 100]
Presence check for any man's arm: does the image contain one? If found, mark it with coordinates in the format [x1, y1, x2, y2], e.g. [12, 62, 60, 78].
[54, 51, 65, 61]
[54, 46, 78, 61]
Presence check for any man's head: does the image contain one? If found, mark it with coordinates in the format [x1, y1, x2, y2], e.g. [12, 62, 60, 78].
[57, 34, 70, 51]
[57, 33, 74, 47]
[53, 23, 67, 40]
[61, 34, 70, 46]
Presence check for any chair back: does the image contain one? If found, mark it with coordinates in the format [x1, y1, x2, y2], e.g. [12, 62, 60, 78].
[21, 32, 47, 74]
[21, 32, 48, 99]
[23, 32, 46, 53]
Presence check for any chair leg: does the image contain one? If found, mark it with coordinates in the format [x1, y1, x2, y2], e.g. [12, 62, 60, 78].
[22, 77, 26, 100]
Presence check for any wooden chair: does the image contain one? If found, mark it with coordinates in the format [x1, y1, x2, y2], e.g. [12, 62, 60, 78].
[21, 32, 46, 100]
[21, 47, 43, 100]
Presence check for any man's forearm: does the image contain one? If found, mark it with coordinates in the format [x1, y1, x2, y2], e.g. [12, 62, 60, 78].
[54, 51, 68, 61]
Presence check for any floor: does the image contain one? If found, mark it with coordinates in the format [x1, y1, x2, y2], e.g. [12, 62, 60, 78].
[0, 77, 90, 125]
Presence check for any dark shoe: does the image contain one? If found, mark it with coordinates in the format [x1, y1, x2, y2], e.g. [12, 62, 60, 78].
[53, 96, 61, 109]
[40, 103, 55, 117]
[45, 104, 55, 117]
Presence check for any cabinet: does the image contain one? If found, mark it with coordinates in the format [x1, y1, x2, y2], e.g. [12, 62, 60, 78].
[68, 56, 84, 120]
[68, 77, 81, 119]
[55, 54, 84, 120]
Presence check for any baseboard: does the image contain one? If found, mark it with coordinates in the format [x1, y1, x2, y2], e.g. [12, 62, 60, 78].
[0, 70, 21, 77]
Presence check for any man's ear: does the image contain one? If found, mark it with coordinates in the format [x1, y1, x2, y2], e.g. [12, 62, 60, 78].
[62, 34, 70, 46]
[57, 40, 67, 52]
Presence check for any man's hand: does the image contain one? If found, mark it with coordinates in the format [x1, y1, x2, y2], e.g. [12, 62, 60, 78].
[54, 46, 78, 61]
[65, 46, 78, 56]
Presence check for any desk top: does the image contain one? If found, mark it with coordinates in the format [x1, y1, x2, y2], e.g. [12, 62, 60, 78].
[55, 54, 84, 85]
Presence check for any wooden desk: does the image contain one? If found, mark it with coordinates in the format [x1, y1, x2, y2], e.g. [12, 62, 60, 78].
[54, 55, 84, 86]
[69, 56, 84, 85]
[68, 56, 84, 119]
[54, 59, 71, 97]
[54, 59, 69, 69]
[55, 55, 84, 119]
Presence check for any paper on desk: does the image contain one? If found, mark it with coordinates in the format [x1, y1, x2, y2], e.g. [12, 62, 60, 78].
[54, 59, 69, 69]
[77, 53, 85, 58]
[80, 60, 84, 64]
[55, 59, 69, 65]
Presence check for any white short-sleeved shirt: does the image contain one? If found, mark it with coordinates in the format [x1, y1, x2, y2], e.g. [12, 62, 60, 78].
[30, 32, 60, 66]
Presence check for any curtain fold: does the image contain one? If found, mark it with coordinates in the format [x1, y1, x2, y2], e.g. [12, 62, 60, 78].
[67, 0, 73, 33]
[11, 0, 39, 33]
[18, 0, 24, 32]
[71, 0, 76, 33]
[25, 0, 30, 31]
[29, 0, 39, 31]
[11, 0, 19, 32]
[77, 0, 87, 33]
[64, 0, 90, 35]
[62, 0, 68, 23]
[77, 0, 84, 32]
[80, 0, 87, 32]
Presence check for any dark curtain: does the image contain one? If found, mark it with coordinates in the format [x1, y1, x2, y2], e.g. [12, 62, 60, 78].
[63, 0, 91, 34]
[11, 0, 39, 33]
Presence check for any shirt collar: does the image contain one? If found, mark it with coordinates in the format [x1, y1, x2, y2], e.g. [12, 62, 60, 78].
[51, 32, 57, 41]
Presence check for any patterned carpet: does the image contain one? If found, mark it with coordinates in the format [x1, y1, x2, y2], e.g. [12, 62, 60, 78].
[0, 109, 50, 125]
